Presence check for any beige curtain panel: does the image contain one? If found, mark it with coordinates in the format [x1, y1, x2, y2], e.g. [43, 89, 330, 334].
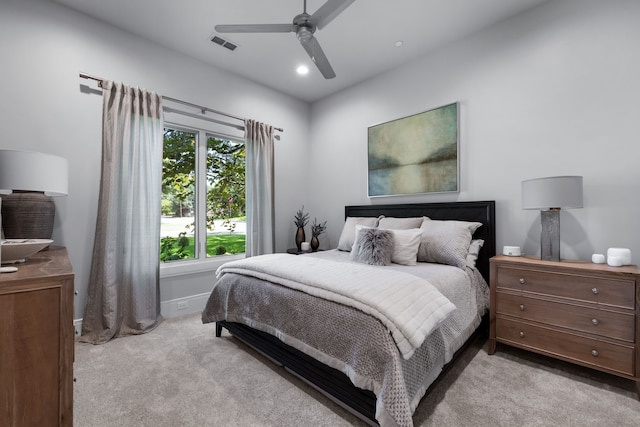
[81, 81, 164, 344]
[244, 119, 275, 257]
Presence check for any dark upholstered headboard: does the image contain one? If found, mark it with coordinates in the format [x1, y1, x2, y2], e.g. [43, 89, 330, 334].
[345, 201, 496, 283]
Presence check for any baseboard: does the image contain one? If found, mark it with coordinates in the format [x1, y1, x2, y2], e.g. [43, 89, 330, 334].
[74, 318, 83, 337]
[73, 293, 211, 337]
[160, 292, 211, 318]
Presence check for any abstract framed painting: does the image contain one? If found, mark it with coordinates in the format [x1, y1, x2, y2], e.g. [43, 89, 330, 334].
[367, 102, 459, 197]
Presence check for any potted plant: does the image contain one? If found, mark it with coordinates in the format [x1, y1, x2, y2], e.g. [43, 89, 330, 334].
[293, 206, 309, 251]
[310, 218, 327, 252]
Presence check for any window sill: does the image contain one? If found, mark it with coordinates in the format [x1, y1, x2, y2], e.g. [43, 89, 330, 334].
[160, 253, 244, 278]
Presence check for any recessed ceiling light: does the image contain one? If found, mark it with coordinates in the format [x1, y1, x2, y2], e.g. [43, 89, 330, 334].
[296, 65, 309, 75]
[394, 40, 404, 47]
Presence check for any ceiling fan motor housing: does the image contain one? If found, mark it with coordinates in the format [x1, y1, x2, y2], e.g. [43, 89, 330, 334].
[293, 12, 315, 43]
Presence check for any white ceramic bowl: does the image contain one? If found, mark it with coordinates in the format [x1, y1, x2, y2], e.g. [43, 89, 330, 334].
[1, 239, 53, 264]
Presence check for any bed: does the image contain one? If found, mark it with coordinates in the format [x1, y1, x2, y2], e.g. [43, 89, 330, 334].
[202, 201, 495, 426]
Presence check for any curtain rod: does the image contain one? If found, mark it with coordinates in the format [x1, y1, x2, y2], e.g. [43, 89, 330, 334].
[79, 72, 284, 133]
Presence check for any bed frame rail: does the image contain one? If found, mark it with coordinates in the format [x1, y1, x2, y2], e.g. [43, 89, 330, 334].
[217, 320, 378, 425]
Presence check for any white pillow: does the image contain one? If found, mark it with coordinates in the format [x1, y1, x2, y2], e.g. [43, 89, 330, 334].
[378, 216, 425, 230]
[388, 228, 422, 266]
[337, 217, 380, 251]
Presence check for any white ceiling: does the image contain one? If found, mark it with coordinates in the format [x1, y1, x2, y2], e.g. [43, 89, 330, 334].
[53, 0, 550, 103]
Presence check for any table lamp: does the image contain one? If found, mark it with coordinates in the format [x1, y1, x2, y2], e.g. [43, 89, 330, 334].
[522, 176, 583, 262]
[0, 150, 68, 273]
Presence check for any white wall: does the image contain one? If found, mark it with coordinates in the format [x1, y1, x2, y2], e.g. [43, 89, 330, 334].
[0, 0, 310, 319]
[308, 0, 640, 265]
[2, 0, 639, 321]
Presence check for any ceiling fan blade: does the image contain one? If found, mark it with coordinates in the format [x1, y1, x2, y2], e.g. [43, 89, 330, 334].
[215, 23, 295, 33]
[300, 36, 336, 79]
[309, 0, 356, 30]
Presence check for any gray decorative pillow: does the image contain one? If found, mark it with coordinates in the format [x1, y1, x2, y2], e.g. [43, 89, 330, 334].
[417, 219, 482, 269]
[350, 227, 394, 266]
[337, 217, 380, 251]
[378, 216, 426, 230]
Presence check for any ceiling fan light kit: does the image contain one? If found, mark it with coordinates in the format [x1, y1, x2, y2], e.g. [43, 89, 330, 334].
[296, 26, 313, 44]
[214, 0, 356, 79]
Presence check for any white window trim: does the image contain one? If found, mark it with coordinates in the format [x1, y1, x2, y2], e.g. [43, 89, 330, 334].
[161, 121, 246, 277]
[160, 253, 244, 278]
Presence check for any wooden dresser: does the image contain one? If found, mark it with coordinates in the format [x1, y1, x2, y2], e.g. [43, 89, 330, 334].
[489, 255, 639, 394]
[0, 247, 74, 427]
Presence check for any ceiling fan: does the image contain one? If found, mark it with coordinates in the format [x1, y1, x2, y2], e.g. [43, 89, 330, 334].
[214, 0, 356, 79]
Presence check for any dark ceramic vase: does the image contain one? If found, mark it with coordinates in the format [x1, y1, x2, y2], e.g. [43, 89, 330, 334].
[295, 227, 305, 251]
[310, 235, 319, 252]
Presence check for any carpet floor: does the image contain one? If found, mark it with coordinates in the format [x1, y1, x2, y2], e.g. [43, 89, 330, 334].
[74, 313, 640, 426]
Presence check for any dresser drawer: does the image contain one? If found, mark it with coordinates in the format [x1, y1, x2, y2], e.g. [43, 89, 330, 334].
[496, 292, 635, 342]
[496, 317, 635, 376]
[496, 266, 635, 309]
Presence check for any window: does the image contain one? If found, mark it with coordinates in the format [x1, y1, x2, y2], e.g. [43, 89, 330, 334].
[160, 125, 246, 264]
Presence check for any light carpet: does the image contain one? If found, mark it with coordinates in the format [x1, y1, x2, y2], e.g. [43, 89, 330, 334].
[74, 313, 640, 426]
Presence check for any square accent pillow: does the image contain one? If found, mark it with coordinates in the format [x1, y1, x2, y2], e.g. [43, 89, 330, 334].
[388, 228, 422, 266]
[378, 216, 426, 230]
[350, 227, 394, 266]
[418, 219, 482, 269]
[337, 217, 380, 251]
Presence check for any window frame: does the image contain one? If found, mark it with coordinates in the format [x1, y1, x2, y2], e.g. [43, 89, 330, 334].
[160, 121, 246, 278]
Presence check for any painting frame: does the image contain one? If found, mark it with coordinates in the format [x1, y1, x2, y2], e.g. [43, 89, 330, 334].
[367, 102, 459, 198]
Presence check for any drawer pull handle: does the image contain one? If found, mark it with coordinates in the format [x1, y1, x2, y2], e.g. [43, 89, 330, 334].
[519, 304, 525, 311]
[591, 349, 599, 357]
[591, 287, 599, 295]
[519, 331, 525, 338]
[591, 318, 599, 326]
[519, 278, 525, 284]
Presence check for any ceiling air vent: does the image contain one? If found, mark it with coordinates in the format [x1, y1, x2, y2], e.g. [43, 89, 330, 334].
[211, 35, 237, 52]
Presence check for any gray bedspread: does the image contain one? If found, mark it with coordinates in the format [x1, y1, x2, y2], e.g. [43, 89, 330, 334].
[202, 251, 489, 427]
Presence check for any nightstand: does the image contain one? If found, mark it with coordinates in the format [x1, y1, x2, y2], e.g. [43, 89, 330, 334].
[286, 248, 323, 255]
[489, 255, 640, 396]
[286, 248, 306, 255]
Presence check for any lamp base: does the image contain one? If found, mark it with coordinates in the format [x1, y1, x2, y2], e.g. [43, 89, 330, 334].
[0, 191, 55, 239]
[540, 209, 560, 262]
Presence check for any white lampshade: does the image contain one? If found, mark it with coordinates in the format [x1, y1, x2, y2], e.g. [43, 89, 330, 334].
[0, 149, 68, 195]
[522, 176, 583, 210]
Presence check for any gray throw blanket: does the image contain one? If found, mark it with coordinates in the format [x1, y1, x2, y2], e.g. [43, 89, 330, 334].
[215, 254, 456, 359]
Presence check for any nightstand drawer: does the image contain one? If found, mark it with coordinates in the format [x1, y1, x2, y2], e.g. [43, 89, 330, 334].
[496, 317, 635, 376]
[496, 292, 635, 342]
[496, 266, 635, 309]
